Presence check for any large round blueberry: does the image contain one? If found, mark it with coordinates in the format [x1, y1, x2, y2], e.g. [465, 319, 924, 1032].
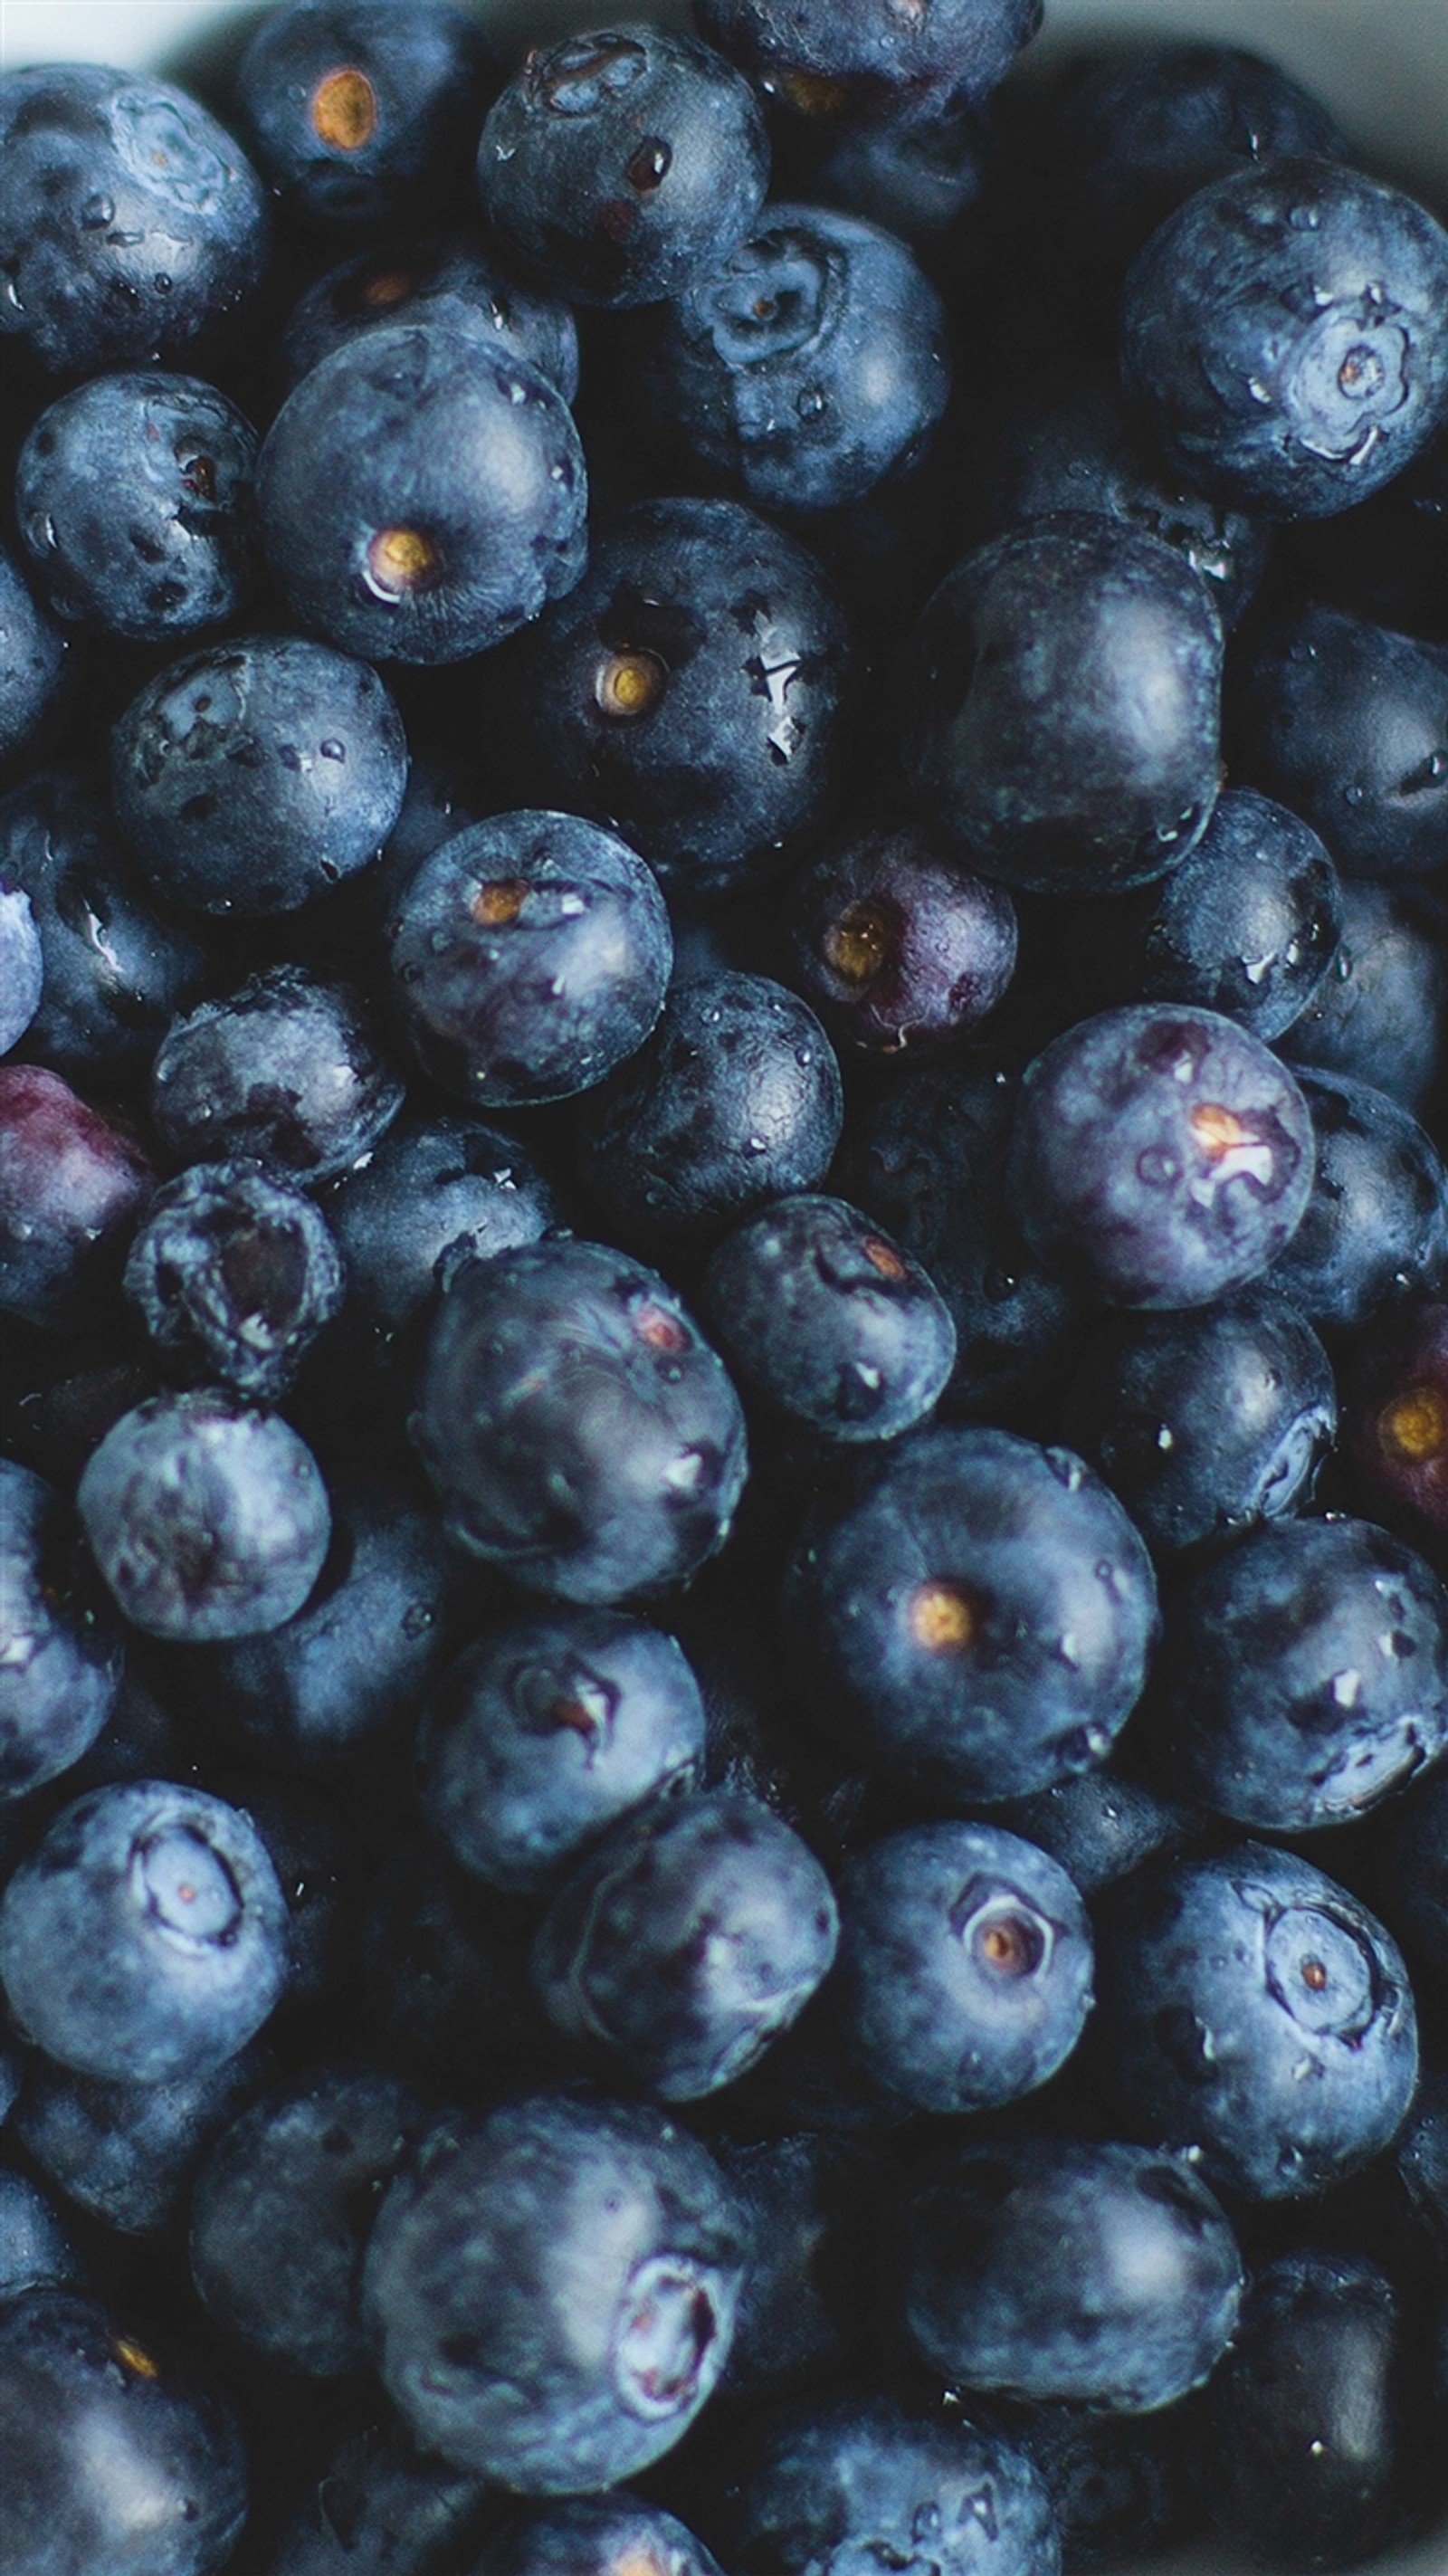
[1233, 605, 1448, 881]
[478, 27, 768, 309]
[236, 0, 500, 229]
[1148, 1512, 1448, 1830]
[361, 2093, 748, 2488]
[0, 1459, 123, 1801]
[0, 63, 269, 377]
[281, 228, 578, 398]
[412, 1236, 748, 1603]
[0, 1064, 156, 1332]
[1121, 157, 1448, 519]
[79, 1388, 331, 1642]
[0, 1779, 289, 2084]
[1008, 1005, 1317, 1308]
[899, 2136, 1243, 2409]
[786, 1425, 1157, 1799]
[388, 811, 671, 1106]
[784, 824, 1017, 1055]
[150, 966, 405, 1184]
[325, 1110, 563, 1339]
[1344, 1295, 1448, 1546]
[1267, 1069, 1448, 1337]
[16, 372, 258, 643]
[907, 515, 1224, 895]
[696, 0, 1043, 122]
[13, 2041, 272, 2237]
[258, 322, 587, 664]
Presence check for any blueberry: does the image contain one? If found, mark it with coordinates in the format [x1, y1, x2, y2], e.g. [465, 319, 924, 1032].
[360, 2092, 748, 2487]
[326, 1111, 563, 1340]
[125, 1160, 343, 1402]
[899, 2137, 1243, 2409]
[711, 2130, 881, 2399]
[1233, 604, 1448, 878]
[576, 971, 843, 1254]
[1094, 1843, 1419, 2200]
[501, 495, 852, 901]
[16, 372, 259, 642]
[0, 2171, 81, 2302]
[700, 1193, 956, 1444]
[532, 1789, 838, 2096]
[269, 2421, 490, 2576]
[387, 810, 672, 1106]
[1343, 1296, 1448, 1546]
[1121, 158, 1448, 520]
[0, 1064, 156, 1332]
[0, 1458, 123, 1801]
[1148, 1513, 1448, 1829]
[706, 2389, 1061, 2576]
[1268, 1069, 1448, 1337]
[1062, 1290, 1337, 1557]
[236, 0, 500, 230]
[1284, 879, 1445, 1113]
[257, 322, 587, 664]
[825, 1818, 1093, 2113]
[990, 1766, 1200, 1898]
[476, 2495, 726, 2576]
[0, 543, 70, 770]
[1008, 1004, 1317, 1310]
[0, 771, 214, 1086]
[413, 1236, 748, 1603]
[642, 204, 950, 512]
[478, 28, 768, 309]
[786, 1424, 1157, 1799]
[281, 228, 579, 398]
[696, 0, 1043, 123]
[0, 63, 270, 378]
[0, 1779, 289, 2084]
[420, 1606, 706, 1892]
[907, 515, 1224, 895]
[784, 825, 1018, 1055]
[0, 2286, 248, 2576]
[14, 2038, 272, 2237]
[150, 965, 405, 1184]
[0, 876, 43, 1055]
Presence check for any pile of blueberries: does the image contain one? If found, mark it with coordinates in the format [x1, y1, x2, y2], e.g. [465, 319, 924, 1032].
[4, 2, 1448, 2571]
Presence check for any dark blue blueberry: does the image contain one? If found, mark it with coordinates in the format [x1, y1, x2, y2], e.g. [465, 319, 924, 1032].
[281, 228, 579, 398]
[1047, 43, 1348, 269]
[0, 2285, 248, 2576]
[0, 1779, 289, 2084]
[413, 1236, 748, 1602]
[0, 2171, 80, 2301]
[825, 1818, 1092, 2113]
[326, 1110, 564, 1339]
[420, 1606, 706, 1892]
[1121, 158, 1448, 520]
[475, 2497, 725, 2576]
[1284, 879, 1445, 1114]
[187, 1467, 463, 1772]
[14, 2037, 272, 2237]
[1075, 787, 1343, 1045]
[1268, 1069, 1448, 1337]
[0, 543, 69, 770]
[700, 1192, 956, 1443]
[502, 496, 852, 900]
[0, 63, 270, 377]
[1189, 2250, 1429, 2569]
[360, 1833, 541, 2086]
[0, 771, 213, 1086]
[907, 516, 1224, 895]
[900, 2137, 1243, 2409]
[150, 965, 405, 1183]
[360, 2092, 749, 2486]
[1008, 1005, 1317, 1309]
[1148, 1514, 1448, 1830]
[113, 634, 408, 919]
[532, 1788, 838, 2096]
[0, 878, 43, 1054]
[1094, 1844, 1419, 2201]
[990, 1766, 1200, 1897]
[0, 1459, 123, 1802]
[696, 0, 1043, 121]
[0, 1064, 156, 1332]
[236, 0, 499, 229]
[711, 2130, 881, 2399]
[785, 825, 1018, 1055]
[269, 2421, 490, 2576]
[79, 1388, 332, 1642]
[478, 28, 768, 309]
[190, 2064, 428, 2376]
[257, 322, 587, 664]
[707, 2390, 1060, 2576]
[786, 1425, 1157, 1799]
[388, 810, 672, 1107]
[576, 971, 843, 1254]
[1343, 1295, 1448, 1546]
[1233, 605, 1448, 879]
[125, 1160, 343, 1402]
[15, 371, 258, 642]
[1376, 1768, 1448, 1980]
[781, 99, 991, 243]
[840, 1057, 1084, 1416]
[1062, 1291, 1337, 1558]
[643, 204, 950, 512]
[1010, 2404, 1192, 2575]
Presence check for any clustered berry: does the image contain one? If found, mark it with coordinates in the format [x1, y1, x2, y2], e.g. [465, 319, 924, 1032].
[2, 7, 1448, 2576]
